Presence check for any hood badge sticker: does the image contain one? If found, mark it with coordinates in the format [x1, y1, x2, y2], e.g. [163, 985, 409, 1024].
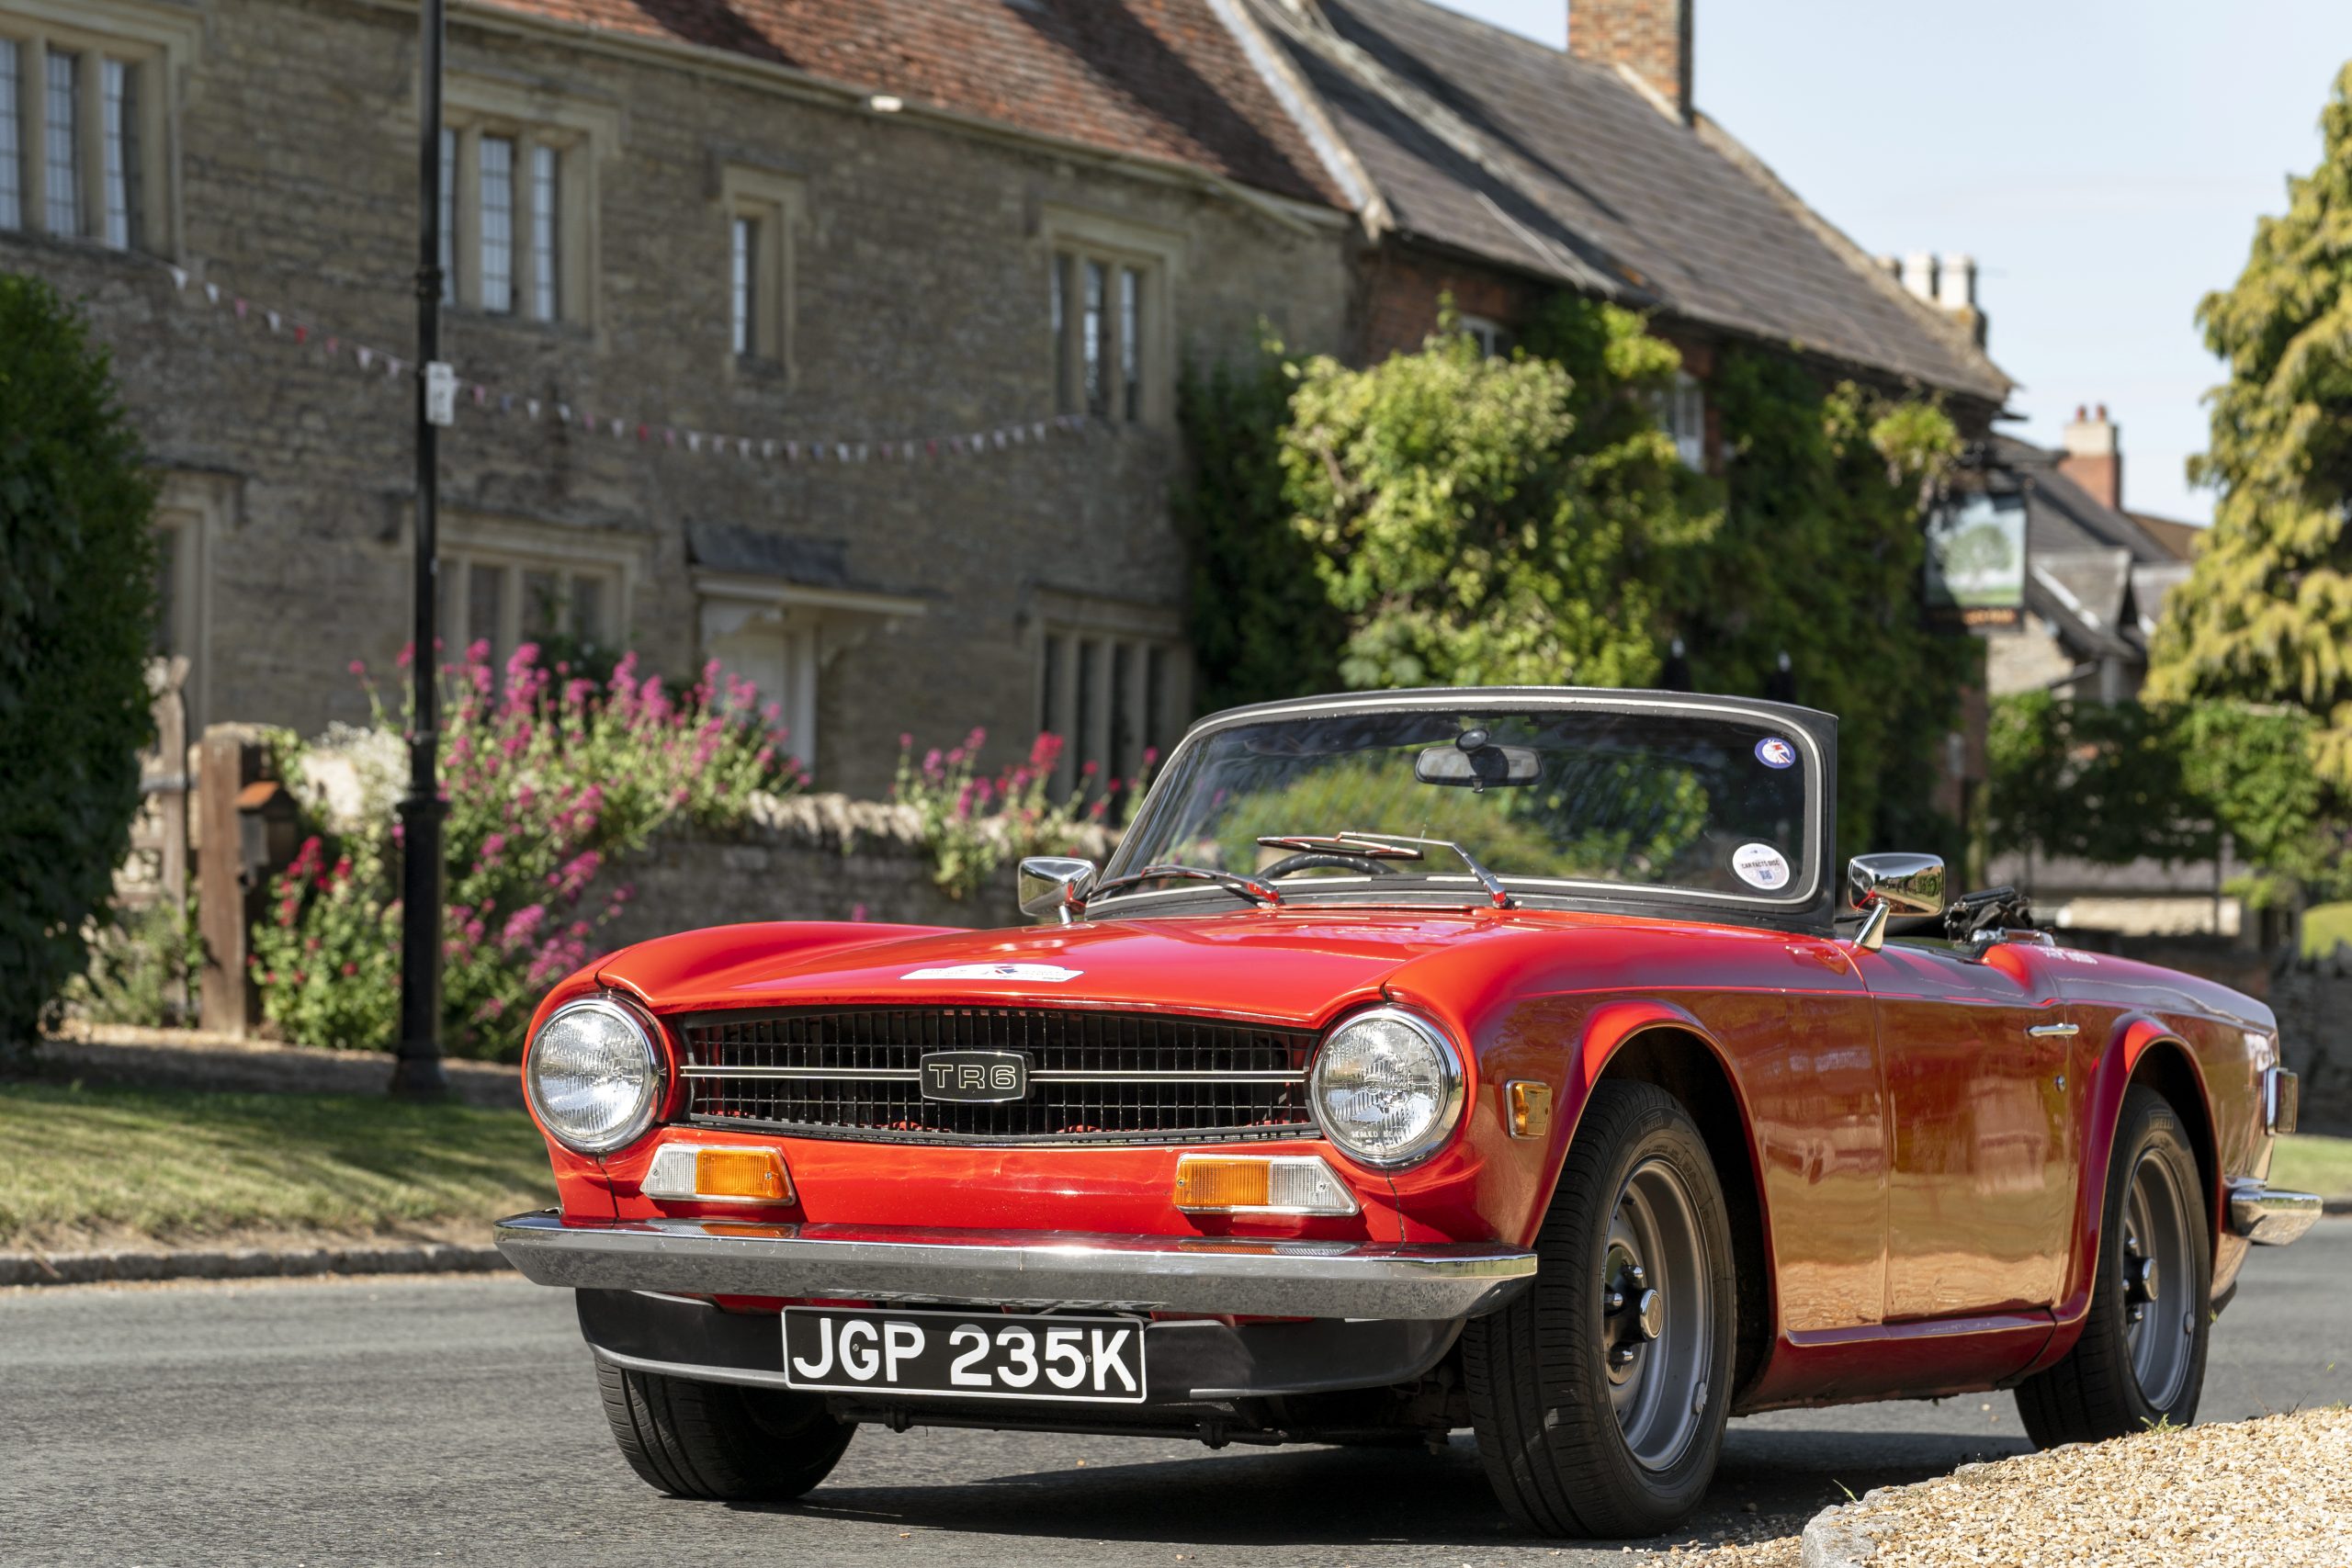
[900, 963, 1083, 983]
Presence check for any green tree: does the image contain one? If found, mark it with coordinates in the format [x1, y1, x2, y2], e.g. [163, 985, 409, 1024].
[1988, 692, 2341, 908]
[2148, 62, 2352, 788]
[1280, 299, 1710, 690]
[0, 275, 160, 1063]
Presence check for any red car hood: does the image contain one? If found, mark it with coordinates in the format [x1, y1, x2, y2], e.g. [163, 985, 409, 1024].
[595, 908, 1586, 1028]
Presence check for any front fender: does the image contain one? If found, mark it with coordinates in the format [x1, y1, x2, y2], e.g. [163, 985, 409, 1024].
[1377, 988, 1765, 1255]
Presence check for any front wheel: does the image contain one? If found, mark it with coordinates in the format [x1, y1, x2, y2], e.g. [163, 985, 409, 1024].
[596, 1360, 854, 1502]
[1464, 1079, 1736, 1539]
[2014, 1085, 2211, 1446]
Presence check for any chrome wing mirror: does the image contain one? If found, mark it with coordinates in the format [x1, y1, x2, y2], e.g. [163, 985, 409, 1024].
[1848, 852, 1945, 953]
[1018, 856, 1098, 923]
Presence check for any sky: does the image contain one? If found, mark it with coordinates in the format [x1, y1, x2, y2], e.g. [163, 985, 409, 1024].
[1438, 1, 2352, 525]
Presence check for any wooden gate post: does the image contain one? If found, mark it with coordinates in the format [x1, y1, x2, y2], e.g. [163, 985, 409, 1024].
[196, 724, 269, 1035]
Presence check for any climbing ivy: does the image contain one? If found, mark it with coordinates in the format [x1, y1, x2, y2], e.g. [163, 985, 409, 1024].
[1683, 350, 1966, 856]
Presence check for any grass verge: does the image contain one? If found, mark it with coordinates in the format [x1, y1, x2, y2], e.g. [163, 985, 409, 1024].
[0, 1081, 554, 1250]
[2271, 1132, 2352, 1203]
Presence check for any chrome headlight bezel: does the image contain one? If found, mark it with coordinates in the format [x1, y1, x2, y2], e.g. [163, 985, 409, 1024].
[1307, 1005, 1467, 1170]
[524, 995, 666, 1156]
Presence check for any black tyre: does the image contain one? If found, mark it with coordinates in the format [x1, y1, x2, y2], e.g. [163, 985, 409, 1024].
[2015, 1085, 2211, 1446]
[596, 1360, 854, 1502]
[1464, 1079, 1736, 1539]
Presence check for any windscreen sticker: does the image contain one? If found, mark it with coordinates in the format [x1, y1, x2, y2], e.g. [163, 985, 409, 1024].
[1732, 842, 1792, 891]
[900, 963, 1082, 983]
[1754, 737, 1798, 770]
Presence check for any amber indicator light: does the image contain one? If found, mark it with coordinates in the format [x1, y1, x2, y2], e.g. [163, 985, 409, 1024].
[1508, 1080, 1554, 1140]
[695, 1146, 794, 1202]
[1172, 1157, 1273, 1211]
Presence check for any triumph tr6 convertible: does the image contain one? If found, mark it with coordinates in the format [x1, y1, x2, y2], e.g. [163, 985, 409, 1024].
[495, 687, 2317, 1538]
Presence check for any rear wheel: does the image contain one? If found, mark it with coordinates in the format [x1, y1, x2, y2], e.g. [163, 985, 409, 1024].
[2015, 1085, 2211, 1446]
[1464, 1079, 1736, 1538]
[596, 1360, 854, 1502]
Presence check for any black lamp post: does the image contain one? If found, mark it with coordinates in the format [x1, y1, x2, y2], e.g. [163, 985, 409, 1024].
[391, 0, 449, 1100]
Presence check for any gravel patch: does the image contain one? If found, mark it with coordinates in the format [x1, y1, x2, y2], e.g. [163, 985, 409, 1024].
[1758, 1407, 2351, 1566]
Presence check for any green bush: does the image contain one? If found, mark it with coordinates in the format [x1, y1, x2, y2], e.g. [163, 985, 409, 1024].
[63, 897, 198, 1027]
[1281, 300, 1707, 692]
[0, 275, 159, 1064]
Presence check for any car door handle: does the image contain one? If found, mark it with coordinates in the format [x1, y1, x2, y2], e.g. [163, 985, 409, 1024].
[2027, 1022, 2079, 1038]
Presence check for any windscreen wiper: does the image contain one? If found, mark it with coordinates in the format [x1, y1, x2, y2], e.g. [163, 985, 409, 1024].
[1266, 830, 1514, 909]
[1088, 863, 1283, 908]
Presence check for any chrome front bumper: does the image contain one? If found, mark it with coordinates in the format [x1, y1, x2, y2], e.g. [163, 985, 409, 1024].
[493, 1213, 1536, 1321]
[2226, 1179, 2324, 1247]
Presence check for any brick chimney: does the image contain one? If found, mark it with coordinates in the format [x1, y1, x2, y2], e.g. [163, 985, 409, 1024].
[2060, 403, 2121, 511]
[1569, 1, 1691, 123]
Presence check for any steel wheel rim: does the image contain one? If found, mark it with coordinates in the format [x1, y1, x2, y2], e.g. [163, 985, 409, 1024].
[1598, 1155, 1712, 1471]
[2120, 1145, 2196, 1410]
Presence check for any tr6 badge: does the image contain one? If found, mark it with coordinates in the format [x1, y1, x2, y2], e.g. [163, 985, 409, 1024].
[919, 1050, 1030, 1103]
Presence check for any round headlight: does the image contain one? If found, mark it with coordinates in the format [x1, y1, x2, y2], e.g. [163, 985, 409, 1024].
[526, 997, 664, 1155]
[1309, 1007, 1465, 1168]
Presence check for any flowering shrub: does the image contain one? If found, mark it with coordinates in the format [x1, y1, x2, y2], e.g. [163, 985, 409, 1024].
[251, 642, 798, 1058]
[891, 729, 1149, 898]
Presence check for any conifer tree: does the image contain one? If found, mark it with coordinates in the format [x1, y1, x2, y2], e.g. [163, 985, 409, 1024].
[2148, 62, 2352, 786]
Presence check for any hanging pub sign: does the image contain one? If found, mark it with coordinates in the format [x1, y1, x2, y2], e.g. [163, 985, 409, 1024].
[1924, 490, 2028, 629]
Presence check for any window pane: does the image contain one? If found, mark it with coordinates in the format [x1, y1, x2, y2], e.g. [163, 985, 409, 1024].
[1110, 640, 1135, 787]
[571, 576, 605, 647]
[152, 522, 178, 657]
[479, 135, 514, 313]
[101, 59, 138, 250]
[529, 144, 559, 320]
[1144, 644, 1165, 761]
[1038, 631, 1063, 740]
[521, 568, 559, 642]
[1051, 253, 1071, 412]
[0, 41, 21, 231]
[44, 49, 78, 236]
[467, 561, 504, 662]
[438, 129, 456, 303]
[1082, 259, 1106, 417]
[1074, 637, 1098, 782]
[731, 215, 756, 357]
[1120, 268, 1142, 421]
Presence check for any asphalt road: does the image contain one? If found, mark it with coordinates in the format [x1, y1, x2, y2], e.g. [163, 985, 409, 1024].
[5, 1224, 2345, 1568]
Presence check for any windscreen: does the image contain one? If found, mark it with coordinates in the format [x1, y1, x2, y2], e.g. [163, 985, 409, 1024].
[1107, 705, 1815, 904]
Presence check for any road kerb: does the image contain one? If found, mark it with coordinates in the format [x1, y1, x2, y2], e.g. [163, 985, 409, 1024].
[0, 1242, 512, 1288]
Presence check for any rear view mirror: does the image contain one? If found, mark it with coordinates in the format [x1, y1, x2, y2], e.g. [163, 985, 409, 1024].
[1018, 856, 1097, 921]
[1847, 852, 1945, 952]
[1415, 744, 1539, 788]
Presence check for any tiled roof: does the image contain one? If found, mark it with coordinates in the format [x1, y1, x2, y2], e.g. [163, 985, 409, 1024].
[469, 0, 1347, 208]
[1991, 437, 2178, 567]
[1250, 0, 2011, 401]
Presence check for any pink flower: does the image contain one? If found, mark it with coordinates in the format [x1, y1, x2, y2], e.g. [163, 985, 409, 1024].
[347, 659, 366, 678]
[501, 904, 547, 948]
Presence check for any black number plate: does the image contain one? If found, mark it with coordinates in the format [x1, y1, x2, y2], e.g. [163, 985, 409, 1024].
[781, 1307, 1148, 1404]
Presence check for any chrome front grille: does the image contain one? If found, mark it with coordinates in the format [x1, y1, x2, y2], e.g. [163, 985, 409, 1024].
[675, 1007, 1317, 1145]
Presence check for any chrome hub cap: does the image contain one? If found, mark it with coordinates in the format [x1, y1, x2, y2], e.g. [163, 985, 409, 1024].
[2120, 1145, 2195, 1409]
[1599, 1156, 1712, 1471]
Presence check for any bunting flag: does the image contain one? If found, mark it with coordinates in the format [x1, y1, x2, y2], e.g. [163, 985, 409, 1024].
[141, 252, 1115, 469]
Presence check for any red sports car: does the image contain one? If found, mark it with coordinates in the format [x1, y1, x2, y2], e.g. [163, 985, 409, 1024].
[496, 688, 2316, 1538]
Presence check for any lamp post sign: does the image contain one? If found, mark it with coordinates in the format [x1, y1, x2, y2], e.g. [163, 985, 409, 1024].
[393, 0, 450, 1100]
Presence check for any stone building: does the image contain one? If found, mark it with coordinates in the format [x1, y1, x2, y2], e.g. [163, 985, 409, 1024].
[1232, 0, 2014, 449]
[8, 0, 2029, 807]
[0, 0, 1354, 795]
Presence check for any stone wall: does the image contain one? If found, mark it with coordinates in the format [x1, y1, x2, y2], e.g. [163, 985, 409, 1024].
[5, 0, 1354, 799]
[598, 793, 1114, 952]
[2267, 955, 2352, 1135]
